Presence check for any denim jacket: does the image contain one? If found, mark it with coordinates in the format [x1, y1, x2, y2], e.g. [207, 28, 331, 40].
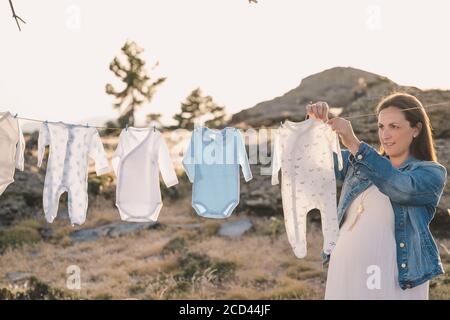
[322, 141, 447, 290]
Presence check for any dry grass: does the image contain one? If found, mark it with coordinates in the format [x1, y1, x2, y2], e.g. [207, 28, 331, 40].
[0, 191, 448, 300]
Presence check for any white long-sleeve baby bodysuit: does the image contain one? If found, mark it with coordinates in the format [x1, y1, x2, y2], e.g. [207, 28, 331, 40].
[112, 127, 179, 222]
[38, 122, 111, 225]
[271, 118, 343, 259]
[0, 111, 25, 196]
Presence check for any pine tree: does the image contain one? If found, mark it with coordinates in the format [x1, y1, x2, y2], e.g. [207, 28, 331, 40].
[106, 41, 166, 127]
[173, 88, 227, 130]
[146, 113, 163, 129]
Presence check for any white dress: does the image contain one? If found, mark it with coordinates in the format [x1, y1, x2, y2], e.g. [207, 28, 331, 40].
[325, 184, 429, 300]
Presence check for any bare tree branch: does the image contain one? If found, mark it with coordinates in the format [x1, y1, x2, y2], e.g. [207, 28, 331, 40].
[9, 0, 26, 31]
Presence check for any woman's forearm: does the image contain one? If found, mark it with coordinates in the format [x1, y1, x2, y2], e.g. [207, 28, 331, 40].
[347, 136, 361, 156]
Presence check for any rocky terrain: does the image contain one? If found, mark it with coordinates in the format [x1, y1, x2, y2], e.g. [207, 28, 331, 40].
[0, 67, 448, 299]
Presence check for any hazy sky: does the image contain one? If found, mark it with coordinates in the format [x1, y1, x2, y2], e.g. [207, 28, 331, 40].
[1, 0, 449, 127]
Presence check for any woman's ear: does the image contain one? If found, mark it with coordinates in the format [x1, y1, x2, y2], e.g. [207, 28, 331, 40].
[414, 122, 423, 138]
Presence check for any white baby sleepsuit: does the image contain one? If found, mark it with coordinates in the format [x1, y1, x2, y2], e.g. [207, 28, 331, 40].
[38, 122, 111, 225]
[112, 127, 179, 222]
[0, 111, 25, 195]
[271, 118, 343, 258]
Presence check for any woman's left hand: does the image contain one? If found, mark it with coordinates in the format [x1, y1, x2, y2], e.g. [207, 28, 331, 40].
[327, 117, 361, 155]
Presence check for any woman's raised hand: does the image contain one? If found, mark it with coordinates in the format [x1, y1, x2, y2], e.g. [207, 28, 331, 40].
[327, 117, 361, 155]
[306, 101, 329, 122]
[306, 101, 361, 155]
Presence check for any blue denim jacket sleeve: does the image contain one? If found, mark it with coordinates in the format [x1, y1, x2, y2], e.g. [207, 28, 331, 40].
[348, 141, 447, 206]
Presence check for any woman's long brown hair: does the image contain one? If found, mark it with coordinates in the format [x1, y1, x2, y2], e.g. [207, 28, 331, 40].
[376, 92, 438, 162]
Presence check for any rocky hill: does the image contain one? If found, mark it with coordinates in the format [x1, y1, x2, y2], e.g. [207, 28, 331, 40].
[231, 67, 450, 229]
[231, 66, 450, 139]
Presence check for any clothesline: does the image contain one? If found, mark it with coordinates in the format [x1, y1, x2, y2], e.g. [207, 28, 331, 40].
[343, 101, 450, 119]
[6, 101, 450, 131]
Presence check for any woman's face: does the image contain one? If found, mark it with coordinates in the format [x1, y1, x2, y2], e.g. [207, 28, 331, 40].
[377, 106, 421, 158]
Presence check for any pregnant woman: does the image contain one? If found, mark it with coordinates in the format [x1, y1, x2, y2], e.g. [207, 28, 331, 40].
[306, 93, 447, 299]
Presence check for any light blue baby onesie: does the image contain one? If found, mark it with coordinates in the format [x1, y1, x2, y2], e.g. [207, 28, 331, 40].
[182, 127, 253, 219]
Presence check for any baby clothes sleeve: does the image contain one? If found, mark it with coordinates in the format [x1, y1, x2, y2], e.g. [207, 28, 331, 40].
[37, 123, 50, 168]
[111, 131, 125, 175]
[236, 129, 253, 182]
[271, 129, 281, 185]
[327, 126, 343, 171]
[88, 131, 111, 176]
[182, 130, 197, 183]
[14, 119, 25, 171]
[158, 134, 179, 188]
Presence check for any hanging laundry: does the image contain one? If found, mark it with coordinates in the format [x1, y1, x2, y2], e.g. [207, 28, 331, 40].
[111, 127, 179, 222]
[0, 111, 25, 196]
[271, 118, 343, 258]
[37, 122, 111, 225]
[182, 127, 253, 219]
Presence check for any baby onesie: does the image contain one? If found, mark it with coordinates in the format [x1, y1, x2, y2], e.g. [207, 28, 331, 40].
[271, 118, 343, 258]
[182, 127, 253, 219]
[0, 111, 25, 195]
[38, 122, 111, 225]
[112, 127, 179, 222]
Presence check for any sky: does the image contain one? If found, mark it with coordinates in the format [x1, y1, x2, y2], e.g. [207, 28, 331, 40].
[1, 0, 450, 129]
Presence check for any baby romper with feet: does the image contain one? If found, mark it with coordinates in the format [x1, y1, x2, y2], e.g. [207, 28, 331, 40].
[271, 118, 343, 258]
[38, 122, 111, 225]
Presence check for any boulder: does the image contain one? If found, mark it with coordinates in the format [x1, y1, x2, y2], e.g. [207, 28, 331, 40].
[5, 272, 33, 283]
[70, 221, 162, 243]
[218, 218, 253, 238]
[0, 169, 44, 227]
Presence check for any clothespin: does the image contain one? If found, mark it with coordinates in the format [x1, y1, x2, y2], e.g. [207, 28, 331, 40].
[125, 124, 128, 132]
[14, 113, 18, 118]
[153, 125, 155, 132]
